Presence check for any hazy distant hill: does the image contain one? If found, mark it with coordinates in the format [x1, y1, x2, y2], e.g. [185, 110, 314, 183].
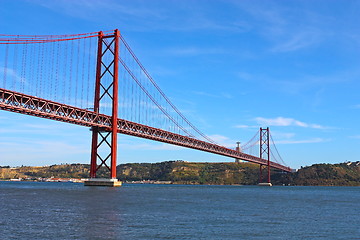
[1, 161, 360, 186]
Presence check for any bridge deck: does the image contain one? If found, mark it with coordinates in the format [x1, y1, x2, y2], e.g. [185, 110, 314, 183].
[0, 88, 292, 172]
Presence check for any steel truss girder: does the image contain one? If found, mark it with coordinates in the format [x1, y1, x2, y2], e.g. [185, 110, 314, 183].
[0, 88, 292, 173]
[0, 88, 112, 128]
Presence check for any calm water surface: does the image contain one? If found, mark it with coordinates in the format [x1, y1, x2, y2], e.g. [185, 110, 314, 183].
[0, 181, 359, 239]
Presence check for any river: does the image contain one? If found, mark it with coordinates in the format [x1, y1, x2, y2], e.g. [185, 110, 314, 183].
[0, 181, 359, 239]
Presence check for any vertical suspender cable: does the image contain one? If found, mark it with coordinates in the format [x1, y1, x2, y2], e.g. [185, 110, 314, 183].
[75, 39, 80, 107]
[3, 41, 9, 89]
[81, 38, 86, 108]
[11, 43, 18, 91]
[63, 43, 68, 104]
[55, 40, 60, 102]
[86, 37, 92, 109]
[69, 40, 74, 105]
[20, 42, 27, 93]
[36, 42, 41, 96]
[40, 41, 46, 98]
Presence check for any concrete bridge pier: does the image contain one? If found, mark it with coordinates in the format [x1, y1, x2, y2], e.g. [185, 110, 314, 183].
[84, 178, 122, 187]
[258, 182, 272, 186]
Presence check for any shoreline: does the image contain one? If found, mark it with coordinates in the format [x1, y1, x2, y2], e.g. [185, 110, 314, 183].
[1, 179, 359, 187]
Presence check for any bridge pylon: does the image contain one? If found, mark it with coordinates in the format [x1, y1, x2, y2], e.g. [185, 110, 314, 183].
[258, 127, 272, 186]
[235, 141, 241, 163]
[85, 30, 121, 187]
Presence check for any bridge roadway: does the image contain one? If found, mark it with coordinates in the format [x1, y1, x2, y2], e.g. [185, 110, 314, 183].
[0, 88, 292, 172]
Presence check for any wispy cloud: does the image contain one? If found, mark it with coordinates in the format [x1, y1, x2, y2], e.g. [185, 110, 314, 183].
[0, 121, 89, 140]
[269, 130, 331, 144]
[147, 66, 177, 78]
[237, 72, 255, 81]
[349, 135, 360, 139]
[254, 117, 326, 129]
[32, 0, 164, 20]
[192, 91, 233, 99]
[270, 29, 323, 52]
[229, 1, 336, 52]
[350, 104, 360, 109]
[234, 124, 259, 129]
[0, 138, 88, 154]
[207, 134, 236, 148]
[164, 47, 226, 57]
[31, 0, 249, 33]
[0, 67, 26, 84]
[119, 142, 181, 151]
[236, 68, 360, 97]
[271, 131, 295, 139]
[277, 138, 330, 144]
[277, 70, 357, 93]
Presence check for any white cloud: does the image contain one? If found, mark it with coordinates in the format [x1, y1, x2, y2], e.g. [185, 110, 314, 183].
[254, 117, 326, 129]
[31, 0, 249, 33]
[0, 67, 25, 84]
[237, 72, 254, 81]
[230, 1, 338, 53]
[192, 91, 233, 99]
[207, 134, 237, 148]
[234, 124, 259, 129]
[351, 104, 360, 109]
[119, 142, 181, 151]
[270, 29, 322, 52]
[0, 121, 86, 136]
[277, 138, 330, 144]
[165, 47, 226, 57]
[271, 131, 295, 139]
[0, 139, 88, 156]
[349, 135, 360, 139]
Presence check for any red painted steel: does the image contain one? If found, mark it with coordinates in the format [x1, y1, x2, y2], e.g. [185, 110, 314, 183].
[260, 127, 271, 182]
[90, 31, 104, 178]
[111, 29, 120, 179]
[267, 129, 270, 183]
[0, 31, 114, 44]
[89, 30, 119, 179]
[0, 87, 292, 173]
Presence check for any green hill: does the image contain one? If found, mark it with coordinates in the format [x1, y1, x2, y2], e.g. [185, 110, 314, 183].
[272, 162, 360, 186]
[117, 161, 262, 185]
[1, 161, 360, 186]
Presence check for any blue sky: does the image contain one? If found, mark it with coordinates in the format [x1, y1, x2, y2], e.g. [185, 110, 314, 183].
[1, 0, 360, 169]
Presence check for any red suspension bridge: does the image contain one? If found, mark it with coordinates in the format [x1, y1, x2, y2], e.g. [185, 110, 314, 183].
[0, 30, 292, 186]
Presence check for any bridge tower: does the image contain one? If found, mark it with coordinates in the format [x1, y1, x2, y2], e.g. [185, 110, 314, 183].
[259, 127, 271, 186]
[85, 30, 121, 187]
[235, 142, 241, 163]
